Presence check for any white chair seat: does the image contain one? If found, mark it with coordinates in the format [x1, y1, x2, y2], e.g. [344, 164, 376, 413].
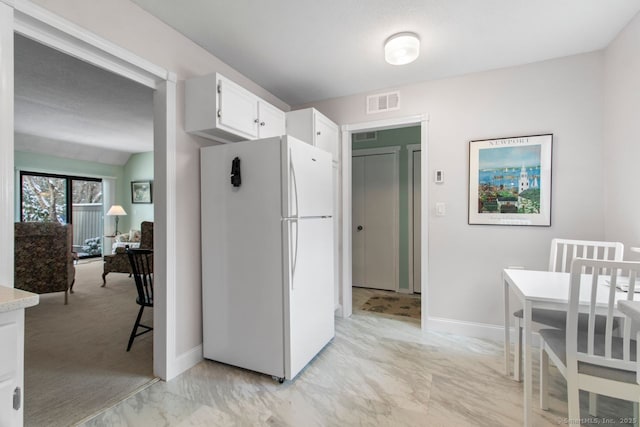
[540, 328, 637, 384]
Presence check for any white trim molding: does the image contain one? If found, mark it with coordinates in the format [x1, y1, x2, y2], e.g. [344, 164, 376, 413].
[406, 143, 421, 294]
[0, 0, 15, 288]
[352, 146, 401, 292]
[2, 0, 180, 381]
[10, 0, 166, 88]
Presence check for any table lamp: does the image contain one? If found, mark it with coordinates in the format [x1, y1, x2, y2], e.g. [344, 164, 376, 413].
[106, 205, 127, 235]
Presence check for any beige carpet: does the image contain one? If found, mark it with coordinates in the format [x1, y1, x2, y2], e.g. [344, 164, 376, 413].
[361, 293, 421, 320]
[24, 259, 155, 427]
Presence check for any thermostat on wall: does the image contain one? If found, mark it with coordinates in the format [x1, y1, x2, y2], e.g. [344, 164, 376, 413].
[434, 170, 444, 183]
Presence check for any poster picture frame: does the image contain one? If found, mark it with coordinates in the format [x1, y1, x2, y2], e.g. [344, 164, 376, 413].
[468, 134, 552, 226]
[131, 180, 153, 204]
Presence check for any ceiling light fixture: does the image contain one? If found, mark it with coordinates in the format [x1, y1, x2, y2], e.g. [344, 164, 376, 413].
[384, 32, 420, 65]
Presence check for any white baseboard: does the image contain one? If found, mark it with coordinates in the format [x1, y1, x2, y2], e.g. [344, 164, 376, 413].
[425, 316, 541, 347]
[172, 344, 203, 378]
[334, 304, 343, 318]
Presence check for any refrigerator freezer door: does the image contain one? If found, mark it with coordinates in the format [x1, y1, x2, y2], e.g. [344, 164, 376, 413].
[282, 217, 335, 380]
[283, 137, 333, 218]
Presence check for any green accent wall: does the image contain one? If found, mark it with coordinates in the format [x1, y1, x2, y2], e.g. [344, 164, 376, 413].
[352, 126, 421, 291]
[14, 150, 154, 232]
[122, 152, 154, 232]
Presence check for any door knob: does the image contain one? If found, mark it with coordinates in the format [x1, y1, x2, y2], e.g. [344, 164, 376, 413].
[357, 225, 363, 231]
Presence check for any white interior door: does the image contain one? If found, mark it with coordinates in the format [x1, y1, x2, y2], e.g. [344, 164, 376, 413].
[352, 156, 365, 286]
[413, 150, 422, 294]
[352, 153, 397, 291]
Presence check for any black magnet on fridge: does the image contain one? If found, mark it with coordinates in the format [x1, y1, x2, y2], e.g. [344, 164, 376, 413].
[231, 157, 241, 187]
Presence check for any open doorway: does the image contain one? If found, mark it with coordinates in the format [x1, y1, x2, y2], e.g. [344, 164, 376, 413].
[339, 115, 428, 327]
[350, 127, 421, 321]
[13, 32, 156, 427]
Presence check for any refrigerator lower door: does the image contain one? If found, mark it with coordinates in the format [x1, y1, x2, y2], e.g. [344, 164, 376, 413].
[283, 217, 335, 380]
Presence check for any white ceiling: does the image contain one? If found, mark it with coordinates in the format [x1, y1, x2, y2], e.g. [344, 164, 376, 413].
[131, 0, 640, 106]
[12, 2, 640, 165]
[14, 34, 154, 165]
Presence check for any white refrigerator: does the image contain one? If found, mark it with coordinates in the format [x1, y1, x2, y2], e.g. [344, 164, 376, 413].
[200, 135, 335, 381]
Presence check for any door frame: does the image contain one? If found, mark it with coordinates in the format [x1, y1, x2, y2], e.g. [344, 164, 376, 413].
[340, 114, 429, 328]
[352, 146, 401, 292]
[0, 0, 178, 380]
[406, 143, 421, 294]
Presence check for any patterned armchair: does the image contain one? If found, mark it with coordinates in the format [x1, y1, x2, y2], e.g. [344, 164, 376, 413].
[102, 221, 153, 286]
[14, 222, 76, 304]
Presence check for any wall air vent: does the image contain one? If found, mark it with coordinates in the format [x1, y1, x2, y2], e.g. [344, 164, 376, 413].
[352, 131, 377, 142]
[366, 91, 400, 114]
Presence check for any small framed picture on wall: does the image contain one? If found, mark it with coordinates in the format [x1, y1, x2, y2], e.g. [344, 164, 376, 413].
[131, 180, 153, 204]
[468, 134, 552, 226]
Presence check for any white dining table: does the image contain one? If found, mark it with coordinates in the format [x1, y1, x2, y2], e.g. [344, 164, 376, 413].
[502, 268, 629, 427]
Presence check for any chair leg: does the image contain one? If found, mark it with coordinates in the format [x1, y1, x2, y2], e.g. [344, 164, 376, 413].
[540, 345, 549, 410]
[102, 272, 107, 287]
[127, 305, 145, 352]
[567, 379, 580, 424]
[514, 316, 522, 381]
[64, 290, 68, 305]
[588, 393, 598, 416]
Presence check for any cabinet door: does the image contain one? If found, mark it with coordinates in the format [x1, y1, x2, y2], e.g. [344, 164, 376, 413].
[218, 75, 259, 140]
[258, 101, 285, 138]
[0, 315, 19, 427]
[314, 113, 339, 161]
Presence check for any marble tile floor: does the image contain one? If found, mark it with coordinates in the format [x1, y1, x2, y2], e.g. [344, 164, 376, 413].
[82, 288, 635, 426]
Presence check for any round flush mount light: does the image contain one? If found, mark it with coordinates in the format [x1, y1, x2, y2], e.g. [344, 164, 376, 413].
[384, 32, 420, 65]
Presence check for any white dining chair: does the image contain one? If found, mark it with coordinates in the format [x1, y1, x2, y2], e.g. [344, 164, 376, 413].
[539, 257, 639, 425]
[513, 239, 624, 415]
[513, 239, 624, 381]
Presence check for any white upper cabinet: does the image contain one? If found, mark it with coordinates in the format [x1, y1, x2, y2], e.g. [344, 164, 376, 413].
[257, 99, 286, 138]
[286, 108, 340, 162]
[185, 73, 285, 143]
[217, 75, 259, 140]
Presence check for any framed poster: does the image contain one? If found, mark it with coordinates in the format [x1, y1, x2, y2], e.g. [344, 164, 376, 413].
[468, 134, 552, 226]
[131, 180, 153, 204]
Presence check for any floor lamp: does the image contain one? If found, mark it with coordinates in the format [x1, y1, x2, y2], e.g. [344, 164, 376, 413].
[106, 205, 127, 235]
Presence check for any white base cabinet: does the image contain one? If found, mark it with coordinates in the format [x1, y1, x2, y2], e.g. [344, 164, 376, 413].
[0, 310, 24, 427]
[185, 73, 285, 143]
[0, 287, 38, 427]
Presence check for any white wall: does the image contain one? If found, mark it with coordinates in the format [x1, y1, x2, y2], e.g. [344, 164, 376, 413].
[301, 53, 606, 329]
[28, 0, 290, 358]
[603, 12, 640, 249]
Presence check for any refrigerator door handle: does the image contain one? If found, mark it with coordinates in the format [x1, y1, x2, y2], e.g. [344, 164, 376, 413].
[290, 149, 299, 217]
[291, 219, 298, 288]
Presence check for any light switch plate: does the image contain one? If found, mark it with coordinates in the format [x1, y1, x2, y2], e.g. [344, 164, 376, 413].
[435, 202, 446, 216]
[435, 170, 444, 183]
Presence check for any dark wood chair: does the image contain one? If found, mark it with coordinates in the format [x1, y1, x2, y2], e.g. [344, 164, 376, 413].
[126, 248, 153, 351]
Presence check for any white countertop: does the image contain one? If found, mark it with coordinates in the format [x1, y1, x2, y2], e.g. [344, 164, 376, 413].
[0, 286, 39, 313]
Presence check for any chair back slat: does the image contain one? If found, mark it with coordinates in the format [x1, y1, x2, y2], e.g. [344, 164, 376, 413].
[549, 239, 624, 273]
[567, 258, 639, 373]
[127, 248, 153, 305]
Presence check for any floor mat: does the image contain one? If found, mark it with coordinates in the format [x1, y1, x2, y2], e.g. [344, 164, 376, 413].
[361, 294, 421, 320]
